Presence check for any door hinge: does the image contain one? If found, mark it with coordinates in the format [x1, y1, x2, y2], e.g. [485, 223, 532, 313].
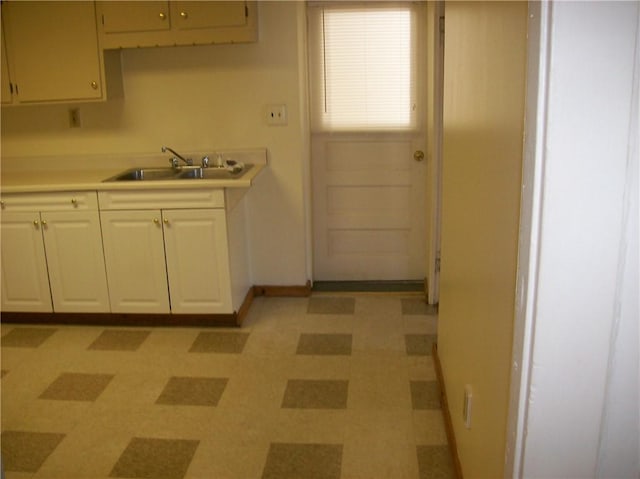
[435, 252, 441, 273]
[245, 4, 249, 17]
[439, 15, 445, 40]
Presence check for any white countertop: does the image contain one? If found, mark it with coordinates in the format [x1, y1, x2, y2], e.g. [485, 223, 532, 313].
[0, 148, 267, 194]
[0, 164, 265, 194]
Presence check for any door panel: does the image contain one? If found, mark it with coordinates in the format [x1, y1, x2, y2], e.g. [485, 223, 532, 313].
[0, 212, 52, 312]
[313, 136, 426, 280]
[162, 209, 231, 314]
[42, 211, 110, 312]
[100, 210, 170, 313]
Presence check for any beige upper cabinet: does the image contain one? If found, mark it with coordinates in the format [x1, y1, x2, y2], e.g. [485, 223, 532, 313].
[2, 1, 108, 104]
[101, 1, 171, 34]
[1, 27, 13, 104]
[97, 1, 258, 49]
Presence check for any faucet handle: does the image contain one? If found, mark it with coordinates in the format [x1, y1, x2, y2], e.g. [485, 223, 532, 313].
[201, 156, 210, 168]
[169, 157, 179, 169]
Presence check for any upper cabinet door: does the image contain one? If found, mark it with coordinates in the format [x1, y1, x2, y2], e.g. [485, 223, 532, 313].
[3, 1, 103, 103]
[171, 1, 247, 30]
[1, 27, 13, 104]
[100, 1, 171, 34]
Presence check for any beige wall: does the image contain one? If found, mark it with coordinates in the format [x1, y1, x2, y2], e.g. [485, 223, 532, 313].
[438, 2, 527, 477]
[0, 2, 310, 285]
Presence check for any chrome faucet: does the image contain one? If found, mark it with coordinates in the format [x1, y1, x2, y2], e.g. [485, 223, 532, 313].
[162, 146, 193, 168]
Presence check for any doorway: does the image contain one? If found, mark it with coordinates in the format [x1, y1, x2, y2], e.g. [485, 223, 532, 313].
[308, 2, 431, 284]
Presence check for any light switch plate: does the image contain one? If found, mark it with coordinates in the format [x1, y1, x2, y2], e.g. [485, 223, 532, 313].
[266, 104, 287, 126]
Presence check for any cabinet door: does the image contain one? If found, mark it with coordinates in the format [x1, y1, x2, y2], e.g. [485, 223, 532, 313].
[41, 211, 110, 313]
[0, 212, 52, 312]
[100, 210, 170, 314]
[4, 1, 103, 103]
[163, 209, 232, 314]
[1, 20, 13, 104]
[171, 1, 247, 30]
[99, 1, 171, 33]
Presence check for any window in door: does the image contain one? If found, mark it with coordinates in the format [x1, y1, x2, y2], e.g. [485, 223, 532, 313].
[308, 3, 419, 132]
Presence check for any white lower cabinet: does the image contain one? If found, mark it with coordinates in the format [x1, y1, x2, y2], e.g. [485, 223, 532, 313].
[0, 194, 110, 313]
[99, 210, 171, 313]
[1, 212, 53, 312]
[162, 209, 232, 314]
[98, 189, 235, 315]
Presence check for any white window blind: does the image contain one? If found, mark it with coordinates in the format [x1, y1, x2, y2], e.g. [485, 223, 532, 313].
[308, 3, 417, 132]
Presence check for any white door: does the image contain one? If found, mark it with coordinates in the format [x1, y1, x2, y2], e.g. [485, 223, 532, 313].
[309, 2, 429, 281]
[42, 211, 110, 313]
[162, 209, 232, 314]
[0, 212, 52, 312]
[100, 210, 170, 313]
[312, 136, 426, 280]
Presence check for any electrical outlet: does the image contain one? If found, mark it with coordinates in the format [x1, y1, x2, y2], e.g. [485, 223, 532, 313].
[69, 108, 82, 128]
[266, 104, 287, 126]
[463, 385, 473, 429]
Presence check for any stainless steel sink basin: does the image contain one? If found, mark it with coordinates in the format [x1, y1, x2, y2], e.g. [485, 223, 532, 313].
[104, 164, 253, 182]
[178, 164, 253, 180]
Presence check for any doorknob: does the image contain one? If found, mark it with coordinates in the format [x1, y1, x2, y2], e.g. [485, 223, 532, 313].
[414, 150, 425, 162]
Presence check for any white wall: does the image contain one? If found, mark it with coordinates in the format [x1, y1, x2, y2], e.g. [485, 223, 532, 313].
[0, 2, 310, 286]
[511, 1, 640, 477]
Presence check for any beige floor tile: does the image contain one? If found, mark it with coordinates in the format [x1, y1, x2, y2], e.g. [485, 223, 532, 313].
[156, 376, 228, 407]
[416, 445, 455, 479]
[110, 437, 199, 479]
[1, 328, 57, 348]
[296, 333, 352, 356]
[261, 442, 343, 479]
[342, 410, 418, 479]
[189, 332, 250, 354]
[1, 431, 66, 474]
[348, 355, 412, 410]
[404, 315, 439, 335]
[184, 435, 270, 479]
[242, 328, 300, 356]
[354, 296, 403, 317]
[269, 409, 349, 444]
[39, 373, 114, 402]
[281, 379, 349, 409]
[413, 411, 449, 445]
[308, 297, 355, 315]
[87, 329, 151, 351]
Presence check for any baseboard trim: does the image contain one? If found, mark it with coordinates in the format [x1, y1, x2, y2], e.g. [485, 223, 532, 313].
[253, 281, 312, 297]
[235, 286, 255, 326]
[0, 311, 238, 328]
[433, 342, 464, 479]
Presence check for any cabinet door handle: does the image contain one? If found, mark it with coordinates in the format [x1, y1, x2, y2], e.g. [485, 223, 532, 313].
[71, 198, 78, 206]
[91, 81, 98, 90]
[180, 11, 188, 19]
[163, 218, 170, 225]
[0, 200, 5, 208]
[153, 218, 160, 224]
[33, 220, 39, 227]
[41, 220, 47, 226]
[159, 12, 167, 20]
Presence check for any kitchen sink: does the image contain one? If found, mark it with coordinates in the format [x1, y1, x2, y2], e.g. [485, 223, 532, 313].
[104, 164, 253, 182]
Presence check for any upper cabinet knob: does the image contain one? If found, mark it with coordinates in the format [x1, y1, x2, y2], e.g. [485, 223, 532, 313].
[180, 11, 188, 19]
[159, 12, 167, 20]
[90, 81, 98, 90]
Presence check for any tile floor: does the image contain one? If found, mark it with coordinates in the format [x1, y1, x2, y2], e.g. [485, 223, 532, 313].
[1, 294, 454, 479]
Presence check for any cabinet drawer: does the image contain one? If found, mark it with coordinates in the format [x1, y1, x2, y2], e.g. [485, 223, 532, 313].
[98, 189, 225, 210]
[0, 191, 98, 212]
